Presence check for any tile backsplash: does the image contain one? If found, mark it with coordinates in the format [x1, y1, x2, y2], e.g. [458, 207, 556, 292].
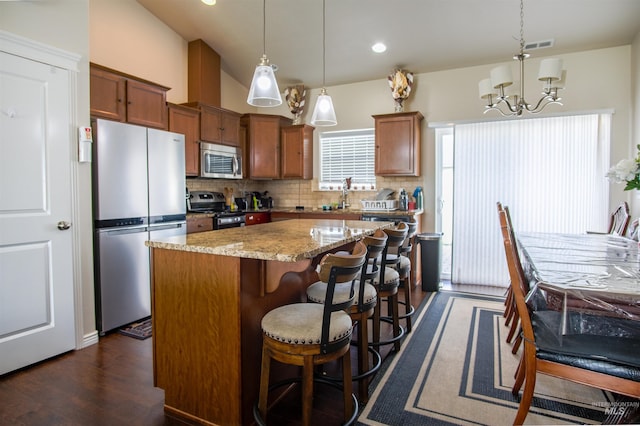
[186, 176, 424, 210]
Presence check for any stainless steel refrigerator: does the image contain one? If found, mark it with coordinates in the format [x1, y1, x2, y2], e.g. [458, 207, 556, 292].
[92, 119, 186, 334]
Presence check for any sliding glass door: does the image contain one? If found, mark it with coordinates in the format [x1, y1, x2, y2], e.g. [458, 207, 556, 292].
[449, 113, 611, 287]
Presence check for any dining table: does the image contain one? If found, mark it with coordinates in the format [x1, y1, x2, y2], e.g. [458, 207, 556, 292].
[517, 231, 640, 321]
[516, 231, 640, 422]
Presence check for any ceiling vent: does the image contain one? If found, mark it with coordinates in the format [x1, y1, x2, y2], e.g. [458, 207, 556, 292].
[524, 39, 554, 50]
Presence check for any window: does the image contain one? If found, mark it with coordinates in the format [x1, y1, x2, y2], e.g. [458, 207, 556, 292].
[319, 129, 376, 190]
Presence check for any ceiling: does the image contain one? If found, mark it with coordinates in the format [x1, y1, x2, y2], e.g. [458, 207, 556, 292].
[136, 0, 640, 90]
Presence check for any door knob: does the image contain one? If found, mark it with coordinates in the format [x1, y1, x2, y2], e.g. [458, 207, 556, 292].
[57, 221, 71, 230]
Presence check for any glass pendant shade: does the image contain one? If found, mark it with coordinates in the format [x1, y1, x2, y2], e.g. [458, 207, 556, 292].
[310, 88, 337, 126]
[247, 55, 282, 107]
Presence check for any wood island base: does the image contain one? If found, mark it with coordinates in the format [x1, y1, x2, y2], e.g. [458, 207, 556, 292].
[150, 248, 325, 425]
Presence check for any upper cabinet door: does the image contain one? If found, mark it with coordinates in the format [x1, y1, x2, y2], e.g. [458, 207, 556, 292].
[281, 124, 314, 179]
[168, 104, 200, 176]
[126, 79, 168, 129]
[243, 114, 290, 179]
[90, 66, 126, 122]
[373, 111, 423, 176]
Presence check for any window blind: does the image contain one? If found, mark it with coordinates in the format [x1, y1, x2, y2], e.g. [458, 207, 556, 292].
[319, 129, 376, 190]
[452, 113, 611, 286]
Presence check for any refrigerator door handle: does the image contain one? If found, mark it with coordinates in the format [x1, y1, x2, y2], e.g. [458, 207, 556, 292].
[97, 225, 148, 236]
[149, 222, 185, 232]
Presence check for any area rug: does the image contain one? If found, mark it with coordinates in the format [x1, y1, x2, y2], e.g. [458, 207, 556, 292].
[358, 291, 611, 425]
[118, 317, 152, 340]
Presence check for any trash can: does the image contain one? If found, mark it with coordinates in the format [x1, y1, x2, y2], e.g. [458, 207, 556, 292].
[417, 233, 442, 292]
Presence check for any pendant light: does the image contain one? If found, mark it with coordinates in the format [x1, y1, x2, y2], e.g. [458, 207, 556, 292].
[310, 0, 337, 126]
[247, 0, 282, 107]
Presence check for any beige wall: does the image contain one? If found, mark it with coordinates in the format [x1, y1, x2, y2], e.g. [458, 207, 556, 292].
[90, 0, 187, 103]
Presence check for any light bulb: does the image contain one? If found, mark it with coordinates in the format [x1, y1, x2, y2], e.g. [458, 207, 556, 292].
[257, 74, 272, 90]
[318, 98, 330, 112]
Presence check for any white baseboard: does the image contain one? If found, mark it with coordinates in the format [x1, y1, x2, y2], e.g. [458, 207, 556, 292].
[81, 330, 99, 348]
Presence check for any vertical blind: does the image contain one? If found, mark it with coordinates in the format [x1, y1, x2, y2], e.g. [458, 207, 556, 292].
[319, 129, 376, 190]
[452, 113, 611, 286]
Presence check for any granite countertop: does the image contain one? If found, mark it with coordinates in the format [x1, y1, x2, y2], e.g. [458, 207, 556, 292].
[271, 208, 423, 216]
[147, 218, 392, 262]
[186, 208, 423, 219]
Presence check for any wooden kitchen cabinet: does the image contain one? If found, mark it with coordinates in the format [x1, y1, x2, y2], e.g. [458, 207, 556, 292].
[281, 124, 314, 179]
[187, 216, 213, 234]
[242, 114, 291, 179]
[245, 212, 270, 226]
[271, 212, 361, 221]
[270, 212, 299, 222]
[90, 63, 169, 129]
[189, 103, 241, 147]
[373, 111, 423, 176]
[168, 103, 200, 176]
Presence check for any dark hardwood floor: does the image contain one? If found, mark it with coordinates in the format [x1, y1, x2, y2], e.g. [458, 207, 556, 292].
[0, 282, 504, 426]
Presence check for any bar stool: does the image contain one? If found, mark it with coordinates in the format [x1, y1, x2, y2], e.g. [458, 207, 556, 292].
[394, 221, 417, 333]
[306, 229, 388, 403]
[371, 223, 408, 352]
[254, 241, 367, 426]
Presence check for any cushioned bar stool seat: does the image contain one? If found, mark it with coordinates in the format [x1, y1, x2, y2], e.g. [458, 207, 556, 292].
[306, 230, 388, 403]
[255, 241, 367, 426]
[371, 223, 408, 352]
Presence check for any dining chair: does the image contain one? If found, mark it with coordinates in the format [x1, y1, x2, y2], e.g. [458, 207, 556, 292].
[608, 201, 631, 236]
[498, 207, 640, 425]
[589, 201, 631, 236]
[255, 241, 367, 426]
[496, 202, 523, 353]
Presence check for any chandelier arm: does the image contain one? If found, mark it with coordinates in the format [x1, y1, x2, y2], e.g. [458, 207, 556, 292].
[524, 96, 563, 114]
[484, 105, 517, 117]
[485, 97, 518, 116]
[495, 97, 518, 114]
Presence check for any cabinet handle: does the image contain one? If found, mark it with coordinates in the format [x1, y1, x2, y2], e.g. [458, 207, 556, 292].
[117, 98, 122, 103]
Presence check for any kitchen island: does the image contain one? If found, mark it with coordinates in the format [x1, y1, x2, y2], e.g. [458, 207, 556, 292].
[146, 219, 392, 425]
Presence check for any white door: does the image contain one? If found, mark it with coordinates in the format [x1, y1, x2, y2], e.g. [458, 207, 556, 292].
[0, 51, 76, 374]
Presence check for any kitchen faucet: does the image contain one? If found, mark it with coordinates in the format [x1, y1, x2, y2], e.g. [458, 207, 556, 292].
[341, 177, 351, 208]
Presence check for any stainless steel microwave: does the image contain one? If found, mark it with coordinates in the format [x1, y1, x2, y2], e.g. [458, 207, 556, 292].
[200, 142, 243, 179]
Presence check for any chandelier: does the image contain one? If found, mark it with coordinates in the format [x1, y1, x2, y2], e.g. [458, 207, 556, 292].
[479, 0, 566, 116]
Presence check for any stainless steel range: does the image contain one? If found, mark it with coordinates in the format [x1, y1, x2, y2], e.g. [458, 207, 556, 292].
[187, 191, 246, 230]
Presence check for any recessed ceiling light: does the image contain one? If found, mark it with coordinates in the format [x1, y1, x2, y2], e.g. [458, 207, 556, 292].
[371, 42, 387, 53]
[201, 0, 216, 5]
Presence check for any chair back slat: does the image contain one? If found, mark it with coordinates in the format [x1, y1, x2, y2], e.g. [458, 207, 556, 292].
[358, 230, 388, 306]
[318, 240, 367, 353]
